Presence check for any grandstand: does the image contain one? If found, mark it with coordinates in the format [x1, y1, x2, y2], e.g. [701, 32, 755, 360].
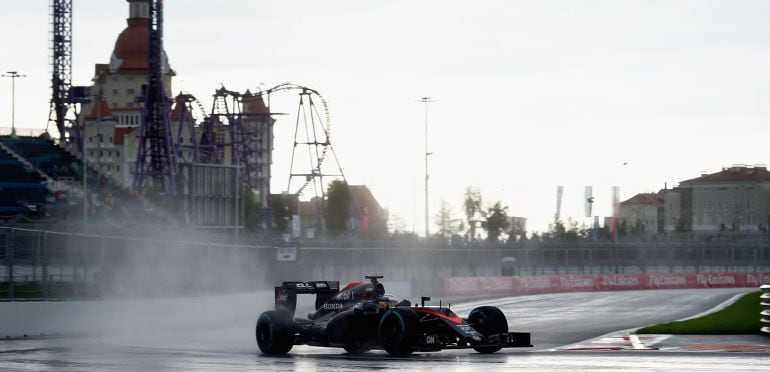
[0, 141, 49, 217]
[0, 135, 79, 181]
[0, 135, 170, 226]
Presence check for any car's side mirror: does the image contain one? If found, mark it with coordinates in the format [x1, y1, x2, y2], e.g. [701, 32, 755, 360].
[421, 296, 431, 307]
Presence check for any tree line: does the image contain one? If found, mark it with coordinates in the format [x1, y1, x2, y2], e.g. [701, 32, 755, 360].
[431, 187, 520, 243]
[245, 180, 388, 240]
[244, 182, 738, 244]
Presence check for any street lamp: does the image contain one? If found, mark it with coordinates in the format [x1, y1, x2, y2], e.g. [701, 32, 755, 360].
[1, 71, 26, 136]
[419, 97, 434, 238]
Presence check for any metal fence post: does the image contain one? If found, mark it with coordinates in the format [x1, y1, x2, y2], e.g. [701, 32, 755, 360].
[42, 231, 49, 301]
[34, 230, 40, 286]
[72, 234, 80, 299]
[761, 284, 770, 335]
[755, 244, 760, 273]
[6, 228, 14, 301]
[697, 243, 704, 273]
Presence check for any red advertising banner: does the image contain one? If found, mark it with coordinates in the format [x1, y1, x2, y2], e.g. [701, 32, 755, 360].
[443, 272, 770, 296]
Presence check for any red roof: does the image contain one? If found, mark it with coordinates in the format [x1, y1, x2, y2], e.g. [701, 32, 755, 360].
[114, 127, 136, 145]
[620, 193, 663, 206]
[112, 18, 150, 72]
[681, 166, 770, 184]
[171, 97, 195, 121]
[242, 93, 270, 115]
[94, 64, 109, 82]
[295, 186, 384, 217]
[298, 197, 323, 217]
[349, 185, 383, 215]
[84, 99, 113, 120]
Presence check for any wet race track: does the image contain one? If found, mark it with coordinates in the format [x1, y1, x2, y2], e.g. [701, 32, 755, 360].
[1, 288, 769, 371]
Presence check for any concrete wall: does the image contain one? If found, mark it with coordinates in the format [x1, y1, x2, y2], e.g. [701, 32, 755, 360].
[0, 291, 271, 339]
[0, 281, 413, 339]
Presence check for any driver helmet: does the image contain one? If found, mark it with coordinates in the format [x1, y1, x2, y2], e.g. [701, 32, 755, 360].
[377, 294, 400, 309]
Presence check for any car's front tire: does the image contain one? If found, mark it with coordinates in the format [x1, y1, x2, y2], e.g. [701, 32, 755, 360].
[256, 310, 295, 355]
[467, 306, 508, 353]
[378, 307, 418, 356]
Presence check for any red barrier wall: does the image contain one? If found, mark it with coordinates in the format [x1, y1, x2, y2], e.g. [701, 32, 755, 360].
[443, 272, 770, 296]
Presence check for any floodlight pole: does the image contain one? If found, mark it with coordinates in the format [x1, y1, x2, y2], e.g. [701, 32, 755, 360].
[2, 71, 26, 136]
[419, 97, 434, 238]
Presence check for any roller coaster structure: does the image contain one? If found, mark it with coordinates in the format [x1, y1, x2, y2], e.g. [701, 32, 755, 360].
[167, 82, 346, 221]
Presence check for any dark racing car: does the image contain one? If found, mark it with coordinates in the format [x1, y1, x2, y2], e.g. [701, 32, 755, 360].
[255, 276, 532, 355]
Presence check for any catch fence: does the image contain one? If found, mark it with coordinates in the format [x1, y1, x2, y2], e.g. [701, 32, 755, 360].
[2, 226, 769, 300]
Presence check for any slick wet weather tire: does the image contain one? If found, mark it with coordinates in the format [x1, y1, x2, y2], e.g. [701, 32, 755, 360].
[468, 306, 508, 353]
[256, 310, 295, 355]
[378, 307, 418, 356]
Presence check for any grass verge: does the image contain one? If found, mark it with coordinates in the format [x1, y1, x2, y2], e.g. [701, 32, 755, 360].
[636, 291, 762, 335]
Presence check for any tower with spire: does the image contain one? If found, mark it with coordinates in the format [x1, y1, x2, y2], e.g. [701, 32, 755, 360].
[78, 0, 178, 187]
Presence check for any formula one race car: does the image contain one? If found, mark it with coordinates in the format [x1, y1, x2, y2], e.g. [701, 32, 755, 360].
[255, 276, 532, 355]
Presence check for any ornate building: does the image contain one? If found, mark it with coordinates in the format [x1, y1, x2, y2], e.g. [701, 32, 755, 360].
[72, 0, 276, 229]
[79, 0, 179, 187]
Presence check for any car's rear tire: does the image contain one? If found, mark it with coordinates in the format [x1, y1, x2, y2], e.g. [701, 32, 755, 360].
[468, 306, 508, 353]
[256, 310, 295, 355]
[378, 307, 418, 356]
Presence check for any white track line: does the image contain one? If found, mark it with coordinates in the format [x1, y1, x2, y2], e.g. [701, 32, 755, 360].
[628, 335, 646, 350]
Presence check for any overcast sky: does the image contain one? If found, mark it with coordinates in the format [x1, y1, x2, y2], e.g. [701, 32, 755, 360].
[3, 0, 770, 234]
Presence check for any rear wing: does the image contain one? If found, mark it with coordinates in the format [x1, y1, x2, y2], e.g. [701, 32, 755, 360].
[274, 281, 340, 317]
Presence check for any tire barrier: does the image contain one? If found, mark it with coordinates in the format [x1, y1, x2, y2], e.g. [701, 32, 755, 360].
[444, 272, 770, 296]
[761, 284, 770, 335]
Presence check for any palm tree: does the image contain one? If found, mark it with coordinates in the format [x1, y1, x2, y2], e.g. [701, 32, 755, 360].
[463, 187, 482, 241]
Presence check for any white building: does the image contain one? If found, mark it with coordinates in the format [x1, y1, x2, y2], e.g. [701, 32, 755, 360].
[618, 193, 663, 234]
[662, 188, 681, 232]
[678, 165, 770, 232]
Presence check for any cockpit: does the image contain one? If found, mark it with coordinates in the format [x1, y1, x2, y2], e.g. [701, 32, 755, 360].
[376, 294, 400, 309]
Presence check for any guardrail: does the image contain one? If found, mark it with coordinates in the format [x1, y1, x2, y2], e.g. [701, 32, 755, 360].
[762, 284, 770, 335]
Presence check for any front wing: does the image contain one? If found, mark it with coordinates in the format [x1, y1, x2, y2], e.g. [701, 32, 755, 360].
[416, 331, 532, 351]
